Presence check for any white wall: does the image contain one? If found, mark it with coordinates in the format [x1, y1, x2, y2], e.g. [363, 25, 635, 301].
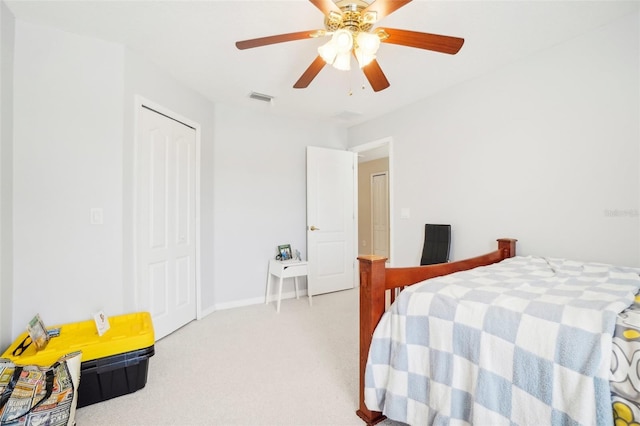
[7, 17, 347, 339]
[348, 11, 640, 267]
[0, 0, 15, 350]
[12, 20, 125, 337]
[211, 103, 346, 309]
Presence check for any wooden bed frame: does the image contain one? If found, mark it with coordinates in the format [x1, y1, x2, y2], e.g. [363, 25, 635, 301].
[355, 238, 518, 425]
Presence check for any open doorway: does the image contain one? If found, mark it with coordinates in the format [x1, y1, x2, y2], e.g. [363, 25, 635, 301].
[351, 138, 393, 264]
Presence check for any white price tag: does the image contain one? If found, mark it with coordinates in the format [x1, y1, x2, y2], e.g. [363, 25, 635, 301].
[93, 310, 110, 336]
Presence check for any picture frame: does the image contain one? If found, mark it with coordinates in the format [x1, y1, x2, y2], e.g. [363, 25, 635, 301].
[27, 313, 50, 351]
[278, 244, 292, 261]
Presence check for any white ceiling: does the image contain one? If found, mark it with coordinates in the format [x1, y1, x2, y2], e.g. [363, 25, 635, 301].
[5, 0, 640, 127]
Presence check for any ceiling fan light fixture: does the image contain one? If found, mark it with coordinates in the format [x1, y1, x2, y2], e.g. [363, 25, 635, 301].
[355, 31, 380, 67]
[356, 32, 380, 52]
[236, 0, 463, 92]
[319, 29, 353, 69]
[354, 48, 375, 68]
[333, 51, 352, 71]
[333, 29, 353, 53]
[318, 41, 338, 64]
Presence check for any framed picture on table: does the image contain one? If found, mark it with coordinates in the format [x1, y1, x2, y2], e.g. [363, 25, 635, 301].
[277, 244, 292, 261]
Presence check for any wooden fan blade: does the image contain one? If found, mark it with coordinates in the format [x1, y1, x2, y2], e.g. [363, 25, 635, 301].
[364, 0, 412, 21]
[362, 59, 390, 92]
[294, 56, 327, 89]
[236, 30, 318, 50]
[379, 28, 464, 54]
[309, 0, 340, 15]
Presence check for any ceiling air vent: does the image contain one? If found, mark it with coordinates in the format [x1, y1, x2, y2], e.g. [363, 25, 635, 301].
[249, 92, 274, 103]
[334, 110, 362, 121]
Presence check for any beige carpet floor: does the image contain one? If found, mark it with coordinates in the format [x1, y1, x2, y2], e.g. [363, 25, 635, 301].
[74, 288, 401, 426]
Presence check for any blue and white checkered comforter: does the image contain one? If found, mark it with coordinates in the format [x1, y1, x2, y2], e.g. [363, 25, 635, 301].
[365, 256, 640, 425]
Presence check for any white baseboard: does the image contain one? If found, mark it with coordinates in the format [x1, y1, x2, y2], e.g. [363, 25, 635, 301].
[199, 290, 309, 319]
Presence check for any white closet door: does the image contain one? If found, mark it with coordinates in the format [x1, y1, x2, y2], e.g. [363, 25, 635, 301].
[137, 106, 196, 340]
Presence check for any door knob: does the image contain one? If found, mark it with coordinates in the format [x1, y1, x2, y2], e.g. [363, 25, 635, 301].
[309, 225, 320, 231]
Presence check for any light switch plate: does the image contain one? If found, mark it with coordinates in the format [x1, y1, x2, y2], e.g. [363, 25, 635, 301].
[90, 208, 103, 225]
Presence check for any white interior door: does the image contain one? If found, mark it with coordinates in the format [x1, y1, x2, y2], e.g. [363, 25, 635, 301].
[306, 146, 356, 296]
[371, 172, 389, 258]
[137, 106, 197, 340]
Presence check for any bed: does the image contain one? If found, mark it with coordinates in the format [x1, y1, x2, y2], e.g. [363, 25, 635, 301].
[356, 238, 640, 425]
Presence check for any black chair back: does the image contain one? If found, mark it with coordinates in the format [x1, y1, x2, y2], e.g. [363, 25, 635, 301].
[420, 224, 451, 265]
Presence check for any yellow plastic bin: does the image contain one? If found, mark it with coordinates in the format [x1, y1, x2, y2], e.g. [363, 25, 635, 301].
[2, 312, 155, 408]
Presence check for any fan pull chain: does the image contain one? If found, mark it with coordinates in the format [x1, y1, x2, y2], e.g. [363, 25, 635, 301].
[344, 70, 369, 96]
[347, 76, 368, 96]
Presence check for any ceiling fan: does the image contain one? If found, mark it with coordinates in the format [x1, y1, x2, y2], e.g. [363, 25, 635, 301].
[235, 0, 464, 92]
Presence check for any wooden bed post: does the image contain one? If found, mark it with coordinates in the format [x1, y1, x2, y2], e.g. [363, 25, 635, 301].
[497, 238, 517, 259]
[356, 255, 388, 426]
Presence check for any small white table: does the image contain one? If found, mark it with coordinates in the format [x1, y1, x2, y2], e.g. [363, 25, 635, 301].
[266, 259, 310, 312]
